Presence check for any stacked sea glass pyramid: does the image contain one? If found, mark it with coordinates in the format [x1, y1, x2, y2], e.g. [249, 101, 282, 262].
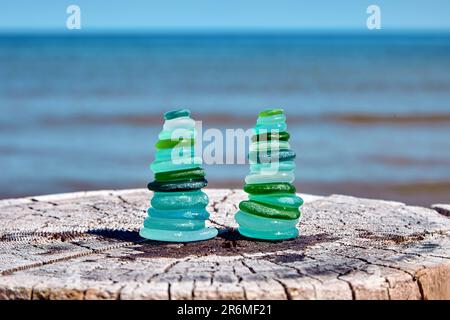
[140, 109, 218, 242]
[235, 108, 303, 240]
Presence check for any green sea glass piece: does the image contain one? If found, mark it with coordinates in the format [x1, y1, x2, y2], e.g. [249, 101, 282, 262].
[243, 183, 296, 194]
[239, 200, 301, 220]
[155, 138, 194, 149]
[259, 108, 284, 117]
[154, 168, 205, 182]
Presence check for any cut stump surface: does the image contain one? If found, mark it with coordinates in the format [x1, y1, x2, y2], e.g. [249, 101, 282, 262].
[0, 189, 449, 300]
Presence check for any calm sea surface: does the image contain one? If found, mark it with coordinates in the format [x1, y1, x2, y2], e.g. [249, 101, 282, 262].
[1, 33, 450, 205]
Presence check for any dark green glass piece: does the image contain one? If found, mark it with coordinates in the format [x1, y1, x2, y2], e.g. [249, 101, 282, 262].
[243, 183, 296, 195]
[248, 149, 296, 163]
[147, 178, 208, 192]
[154, 168, 205, 182]
[252, 131, 290, 142]
[239, 200, 300, 220]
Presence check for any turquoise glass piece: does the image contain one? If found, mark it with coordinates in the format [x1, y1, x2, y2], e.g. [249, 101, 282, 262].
[245, 171, 295, 184]
[151, 191, 209, 210]
[140, 109, 217, 242]
[253, 122, 287, 133]
[237, 227, 298, 241]
[256, 114, 287, 125]
[139, 227, 218, 242]
[143, 216, 205, 231]
[163, 116, 195, 131]
[235, 211, 299, 240]
[154, 148, 195, 162]
[248, 149, 296, 164]
[146, 207, 210, 220]
[249, 193, 303, 208]
[250, 161, 296, 173]
[249, 140, 290, 152]
[150, 157, 202, 173]
[164, 108, 191, 120]
[158, 128, 196, 141]
[235, 108, 303, 240]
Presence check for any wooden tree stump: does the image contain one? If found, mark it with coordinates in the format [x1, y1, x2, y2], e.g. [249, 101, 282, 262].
[0, 188, 449, 300]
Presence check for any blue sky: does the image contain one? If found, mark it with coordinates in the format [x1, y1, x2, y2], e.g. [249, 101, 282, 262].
[1, 0, 449, 32]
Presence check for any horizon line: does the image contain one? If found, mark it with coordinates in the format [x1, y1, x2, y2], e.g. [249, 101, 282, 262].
[1, 28, 450, 36]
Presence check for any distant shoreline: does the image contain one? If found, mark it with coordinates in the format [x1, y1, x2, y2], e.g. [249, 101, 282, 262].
[31, 112, 450, 128]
